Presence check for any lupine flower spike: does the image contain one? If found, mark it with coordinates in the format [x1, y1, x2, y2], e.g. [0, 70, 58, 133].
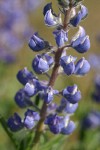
[7, 0, 90, 148]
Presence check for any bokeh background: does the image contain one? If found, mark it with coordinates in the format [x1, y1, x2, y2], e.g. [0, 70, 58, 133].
[0, 0, 100, 150]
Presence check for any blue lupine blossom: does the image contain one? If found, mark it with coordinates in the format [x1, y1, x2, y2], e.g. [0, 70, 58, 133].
[32, 55, 50, 74]
[43, 87, 54, 104]
[64, 101, 78, 114]
[61, 120, 76, 135]
[73, 36, 90, 53]
[70, 5, 88, 27]
[43, 53, 54, 67]
[80, 5, 88, 19]
[15, 89, 32, 108]
[32, 54, 54, 74]
[24, 80, 38, 97]
[62, 85, 81, 104]
[7, 113, 24, 132]
[44, 6, 62, 27]
[60, 55, 76, 75]
[70, 11, 82, 27]
[24, 109, 40, 129]
[29, 33, 50, 51]
[71, 26, 86, 47]
[45, 114, 70, 134]
[57, 98, 78, 114]
[17, 67, 36, 85]
[53, 29, 68, 47]
[74, 57, 90, 76]
[71, 26, 90, 53]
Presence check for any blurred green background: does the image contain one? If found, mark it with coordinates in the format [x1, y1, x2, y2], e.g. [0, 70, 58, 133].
[0, 0, 100, 150]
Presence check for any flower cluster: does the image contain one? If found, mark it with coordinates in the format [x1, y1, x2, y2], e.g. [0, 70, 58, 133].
[8, 0, 90, 137]
[0, 0, 43, 63]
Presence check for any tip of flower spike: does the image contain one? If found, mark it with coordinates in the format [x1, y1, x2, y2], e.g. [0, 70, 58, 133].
[57, 0, 69, 8]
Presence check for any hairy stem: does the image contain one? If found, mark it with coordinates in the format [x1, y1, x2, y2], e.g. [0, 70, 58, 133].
[32, 1, 73, 148]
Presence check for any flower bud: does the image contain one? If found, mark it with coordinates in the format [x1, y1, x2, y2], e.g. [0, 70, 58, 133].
[15, 89, 32, 108]
[74, 57, 90, 75]
[43, 87, 54, 104]
[71, 27, 90, 53]
[71, 26, 86, 47]
[53, 29, 68, 47]
[17, 67, 35, 85]
[44, 9, 62, 27]
[62, 84, 81, 104]
[60, 55, 76, 75]
[57, 98, 78, 114]
[7, 113, 23, 132]
[32, 54, 54, 74]
[70, 5, 88, 27]
[45, 114, 65, 134]
[61, 120, 76, 135]
[70, 11, 82, 27]
[73, 36, 90, 53]
[24, 79, 39, 97]
[24, 109, 40, 129]
[29, 32, 50, 51]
